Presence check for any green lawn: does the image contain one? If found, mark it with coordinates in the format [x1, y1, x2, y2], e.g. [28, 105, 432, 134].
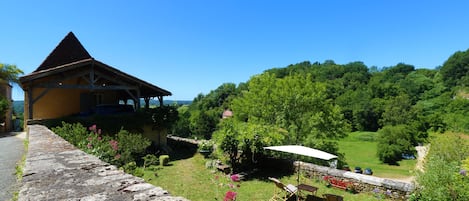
[141, 131, 415, 200]
[338, 132, 417, 179]
[143, 152, 382, 201]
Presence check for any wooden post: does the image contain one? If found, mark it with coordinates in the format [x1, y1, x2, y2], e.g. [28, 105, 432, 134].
[158, 96, 163, 107]
[144, 97, 150, 109]
[27, 87, 33, 120]
[136, 89, 141, 109]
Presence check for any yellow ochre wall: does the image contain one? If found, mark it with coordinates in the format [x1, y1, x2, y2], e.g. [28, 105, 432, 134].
[25, 88, 119, 120]
[28, 88, 84, 119]
[23, 75, 122, 121]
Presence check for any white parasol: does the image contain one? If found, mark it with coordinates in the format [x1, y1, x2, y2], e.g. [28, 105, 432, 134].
[264, 145, 338, 200]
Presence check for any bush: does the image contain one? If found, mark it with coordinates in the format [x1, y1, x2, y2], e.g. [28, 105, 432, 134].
[213, 118, 285, 171]
[376, 125, 416, 164]
[142, 154, 159, 169]
[115, 129, 152, 166]
[0, 96, 10, 123]
[133, 167, 145, 177]
[144, 105, 179, 130]
[52, 122, 151, 167]
[414, 133, 469, 200]
[51, 121, 88, 146]
[122, 161, 137, 174]
[160, 155, 170, 166]
[198, 140, 214, 152]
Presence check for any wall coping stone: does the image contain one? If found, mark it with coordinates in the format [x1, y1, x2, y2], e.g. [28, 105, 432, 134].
[19, 125, 190, 201]
[297, 161, 415, 197]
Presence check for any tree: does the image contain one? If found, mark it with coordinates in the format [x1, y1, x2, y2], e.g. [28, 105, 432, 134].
[440, 49, 469, 87]
[442, 96, 469, 132]
[189, 110, 219, 139]
[172, 105, 191, 137]
[213, 118, 285, 170]
[0, 63, 24, 123]
[232, 73, 349, 144]
[379, 94, 415, 126]
[377, 125, 416, 164]
[187, 83, 240, 139]
[0, 63, 23, 83]
[213, 72, 350, 169]
[336, 89, 378, 131]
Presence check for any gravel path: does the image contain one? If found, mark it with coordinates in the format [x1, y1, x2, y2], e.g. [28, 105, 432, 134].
[415, 145, 429, 172]
[0, 132, 26, 201]
[389, 145, 429, 183]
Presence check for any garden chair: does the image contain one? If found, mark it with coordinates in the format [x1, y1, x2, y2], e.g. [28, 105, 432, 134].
[268, 177, 298, 201]
[323, 193, 344, 201]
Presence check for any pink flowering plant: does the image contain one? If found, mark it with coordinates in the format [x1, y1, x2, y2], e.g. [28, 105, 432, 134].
[53, 122, 151, 167]
[81, 124, 121, 164]
[212, 173, 241, 201]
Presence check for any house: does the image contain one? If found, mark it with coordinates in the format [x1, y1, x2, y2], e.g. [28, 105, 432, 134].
[222, 109, 233, 119]
[19, 32, 171, 125]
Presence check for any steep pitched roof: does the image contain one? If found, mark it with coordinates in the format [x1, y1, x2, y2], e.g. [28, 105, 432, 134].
[21, 32, 172, 98]
[35, 32, 92, 72]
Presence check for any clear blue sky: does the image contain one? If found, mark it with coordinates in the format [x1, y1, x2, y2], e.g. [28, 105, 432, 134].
[2, 1, 469, 101]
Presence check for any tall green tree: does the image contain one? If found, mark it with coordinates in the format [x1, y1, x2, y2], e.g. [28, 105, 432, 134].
[380, 94, 415, 126]
[440, 48, 469, 87]
[231, 73, 349, 153]
[0, 63, 23, 83]
[183, 83, 239, 139]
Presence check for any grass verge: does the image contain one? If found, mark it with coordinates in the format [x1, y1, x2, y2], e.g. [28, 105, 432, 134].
[12, 135, 29, 201]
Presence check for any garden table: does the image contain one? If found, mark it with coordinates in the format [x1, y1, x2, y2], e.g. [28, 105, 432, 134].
[297, 183, 318, 199]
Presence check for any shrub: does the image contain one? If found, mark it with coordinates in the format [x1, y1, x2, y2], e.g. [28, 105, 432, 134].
[82, 125, 116, 163]
[142, 154, 159, 169]
[122, 161, 137, 174]
[0, 96, 10, 123]
[144, 105, 179, 130]
[133, 167, 145, 177]
[52, 121, 88, 146]
[414, 133, 469, 200]
[115, 129, 152, 166]
[160, 155, 170, 166]
[198, 140, 214, 152]
[377, 125, 416, 164]
[462, 157, 469, 170]
[52, 122, 151, 167]
[213, 118, 284, 171]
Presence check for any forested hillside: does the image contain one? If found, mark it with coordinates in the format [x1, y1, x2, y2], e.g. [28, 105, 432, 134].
[172, 48, 469, 167]
[13, 100, 24, 114]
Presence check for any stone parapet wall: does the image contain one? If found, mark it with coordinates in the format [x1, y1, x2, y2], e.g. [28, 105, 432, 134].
[19, 125, 190, 201]
[296, 161, 415, 200]
[167, 135, 199, 146]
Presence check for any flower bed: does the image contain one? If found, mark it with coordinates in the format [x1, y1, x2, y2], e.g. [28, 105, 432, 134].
[323, 175, 356, 193]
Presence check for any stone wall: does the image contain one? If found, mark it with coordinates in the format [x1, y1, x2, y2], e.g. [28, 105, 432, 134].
[296, 161, 415, 200]
[19, 125, 190, 201]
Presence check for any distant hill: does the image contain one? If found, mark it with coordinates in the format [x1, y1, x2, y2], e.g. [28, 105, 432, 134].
[13, 100, 24, 114]
[145, 99, 193, 106]
[11, 100, 191, 115]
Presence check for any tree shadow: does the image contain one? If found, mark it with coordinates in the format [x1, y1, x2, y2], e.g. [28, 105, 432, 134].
[239, 157, 297, 182]
[165, 138, 198, 161]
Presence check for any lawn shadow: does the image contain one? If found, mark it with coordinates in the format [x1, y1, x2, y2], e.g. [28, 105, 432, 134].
[166, 138, 198, 161]
[242, 157, 297, 182]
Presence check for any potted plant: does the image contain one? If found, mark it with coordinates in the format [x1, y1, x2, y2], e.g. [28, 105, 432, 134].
[198, 140, 214, 157]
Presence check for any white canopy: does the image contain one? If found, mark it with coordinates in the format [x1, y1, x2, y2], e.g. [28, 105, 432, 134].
[264, 145, 337, 161]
